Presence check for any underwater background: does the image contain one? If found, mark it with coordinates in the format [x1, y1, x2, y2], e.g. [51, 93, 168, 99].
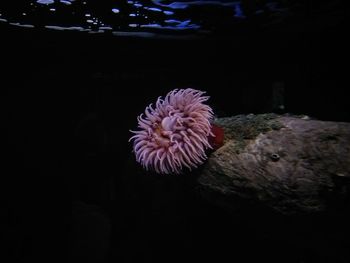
[1, 1, 348, 262]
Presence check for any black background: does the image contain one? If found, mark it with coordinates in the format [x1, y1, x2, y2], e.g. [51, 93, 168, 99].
[1, 2, 349, 262]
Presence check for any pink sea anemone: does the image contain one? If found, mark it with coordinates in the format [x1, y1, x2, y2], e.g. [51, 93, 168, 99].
[129, 88, 214, 174]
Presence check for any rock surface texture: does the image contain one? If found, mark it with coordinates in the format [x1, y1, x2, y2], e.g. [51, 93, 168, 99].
[198, 114, 350, 215]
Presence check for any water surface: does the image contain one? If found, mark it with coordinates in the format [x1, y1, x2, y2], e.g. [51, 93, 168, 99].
[0, 0, 307, 38]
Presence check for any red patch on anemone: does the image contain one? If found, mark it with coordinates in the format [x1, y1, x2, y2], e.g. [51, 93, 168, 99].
[208, 124, 224, 150]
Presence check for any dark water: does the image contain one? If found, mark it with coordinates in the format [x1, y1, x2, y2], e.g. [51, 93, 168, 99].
[1, 1, 348, 263]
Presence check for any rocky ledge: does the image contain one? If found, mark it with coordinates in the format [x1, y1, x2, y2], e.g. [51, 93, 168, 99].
[198, 114, 350, 215]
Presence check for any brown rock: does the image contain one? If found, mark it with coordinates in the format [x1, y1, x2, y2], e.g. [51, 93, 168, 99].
[198, 114, 350, 215]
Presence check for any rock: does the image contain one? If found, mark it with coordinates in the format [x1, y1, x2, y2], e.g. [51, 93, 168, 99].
[198, 114, 350, 215]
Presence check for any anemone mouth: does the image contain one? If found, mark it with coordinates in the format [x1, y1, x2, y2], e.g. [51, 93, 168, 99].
[130, 88, 214, 174]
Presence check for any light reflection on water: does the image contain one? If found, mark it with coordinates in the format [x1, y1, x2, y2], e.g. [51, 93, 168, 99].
[9, 22, 35, 28]
[37, 0, 74, 5]
[111, 9, 120, 14]
[0, 0, 292, 37]
[151, 0, 240, 9]
[234, 4, 245, 18]
[36, 0, 54, 5]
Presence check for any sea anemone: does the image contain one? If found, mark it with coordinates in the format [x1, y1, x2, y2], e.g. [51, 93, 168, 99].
[129, 88, 214, 174]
